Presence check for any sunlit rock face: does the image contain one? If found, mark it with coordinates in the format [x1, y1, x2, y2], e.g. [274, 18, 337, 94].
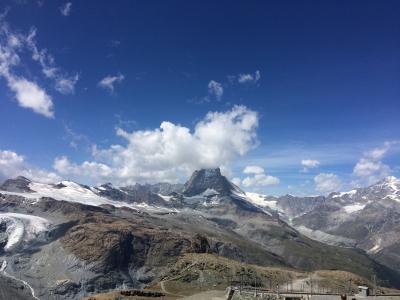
[182, 168, 236, 197]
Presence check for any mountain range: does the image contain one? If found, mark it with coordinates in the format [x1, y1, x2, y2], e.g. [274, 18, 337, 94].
[0, 168, 399, 299]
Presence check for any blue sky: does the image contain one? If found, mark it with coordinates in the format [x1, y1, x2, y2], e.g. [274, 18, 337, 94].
[0, 0, 399, 195]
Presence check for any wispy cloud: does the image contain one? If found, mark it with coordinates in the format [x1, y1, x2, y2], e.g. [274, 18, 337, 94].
[208, 80, 223, 101]
[193, 70, 262, 104]
[237, 70, 261, 84]
[98, 73, 124, 93]
[60, 2, 72, 17]
[26, 28, 79, 94]
[114, 114, 137, 131]
[353, 141, 399, 185]
[63, 124, 90, 149]
[110, 40, 121, 48]
[55, 74, 79, 94]
[301, 159, 320, 172]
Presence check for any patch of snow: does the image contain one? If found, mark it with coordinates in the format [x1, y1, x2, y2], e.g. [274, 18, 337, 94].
[343, 203, 365, 214]
[383, 194, 400, 202]
[0, 190, 40, 201]
[381, 177, 400, 202]
[0, 217, 24, 250]
[384, 176, 399, 185]
[157, 194, 172, 202]
[0, 213, 50, 251]
[245, 192, 280, 211]
[296, 225, 356, 247]
[202, 196, 220, 207]
[332, 190, 357, 198]
[0, 260, 6, 272]
[368, 238, 383, 254]
[229, 191, 273, 216]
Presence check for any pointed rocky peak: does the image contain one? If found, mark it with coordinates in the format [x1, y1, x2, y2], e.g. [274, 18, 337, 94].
[97, 182, 115, 190]
[371, 176, 400, 199]
[0, 176, 33, 193]
[15, 176, 31, 182]
[360, 176, 399, 194]
[182, 168, 236, 196]
[53, 182, 67, 189]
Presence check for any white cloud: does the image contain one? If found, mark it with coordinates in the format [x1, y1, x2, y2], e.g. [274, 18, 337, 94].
[353, 159, 390, 179]
[98, 74, 124, 93]
[0, 21, 55, 118]
[0, 18, 78, 117]
[314, 173, 342, 193]
[238, 70, 261, 84]
[365, 141, 396, 161]
[208, 80, 223, 101]
[243, 165, 264, 174]
[7, 76, 54, 118]
[0, 150, 60, 183]
[60, 2, 72, 16]
[242, 173, 280, 187]
[231, 177, 242, 187]
[240, 165, 279, 188]
[301, 159, 320, 172]
[54, 156, 112, 178]
[353, 141, 399, 185]
[54, 105, 259, 185]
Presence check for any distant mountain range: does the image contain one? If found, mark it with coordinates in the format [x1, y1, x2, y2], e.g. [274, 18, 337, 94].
[0, 169, 399, 299]
[244, 176, 400, 274]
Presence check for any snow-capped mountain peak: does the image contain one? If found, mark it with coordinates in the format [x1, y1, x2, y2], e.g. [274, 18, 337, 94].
[0, 177, 174, 213]
[378, 176, 399, 191]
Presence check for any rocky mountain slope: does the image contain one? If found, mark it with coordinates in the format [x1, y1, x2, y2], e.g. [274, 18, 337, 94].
[0, 170, 399, 299]
[244, 176, 400, 277]
[291, 177, 400, 272]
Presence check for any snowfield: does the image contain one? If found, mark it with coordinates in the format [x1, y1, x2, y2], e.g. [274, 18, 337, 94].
[1, 180, 176, 213]
[245, 192, 271, 206]
[244, 192, 282, 212]
[343, 203, 366, 214]
[0, 212, 50, 251]
[368, 237, 383, 254]
[295, 225, 356, 247]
